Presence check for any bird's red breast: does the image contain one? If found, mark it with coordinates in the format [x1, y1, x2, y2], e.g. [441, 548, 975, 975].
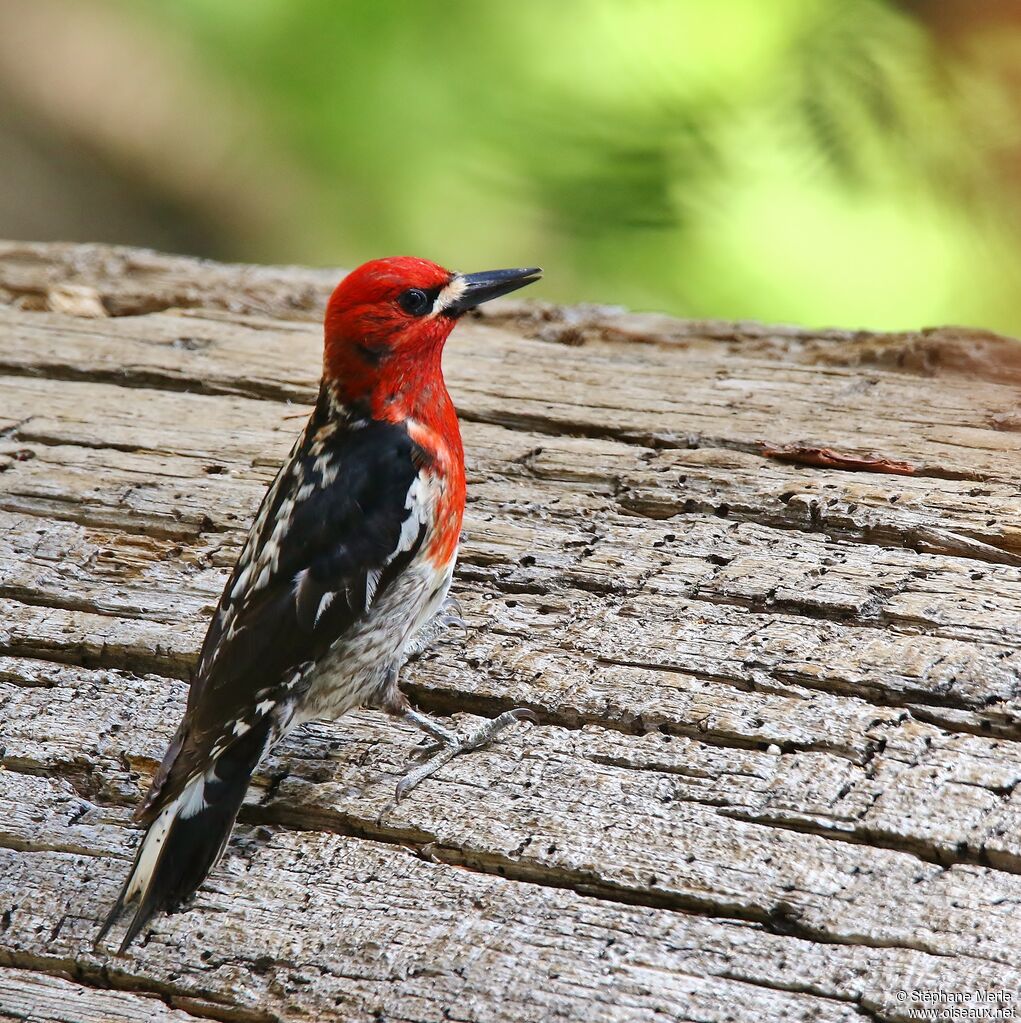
[323, 256, 469, 570]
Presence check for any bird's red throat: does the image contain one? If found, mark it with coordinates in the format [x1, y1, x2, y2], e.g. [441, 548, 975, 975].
[324, 320, 466, 569]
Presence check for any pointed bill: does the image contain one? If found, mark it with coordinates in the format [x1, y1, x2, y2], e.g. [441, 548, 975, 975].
[440, 267, 542, 315]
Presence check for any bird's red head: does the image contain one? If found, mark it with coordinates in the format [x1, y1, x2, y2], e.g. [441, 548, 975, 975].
[323, 256, 540, 420]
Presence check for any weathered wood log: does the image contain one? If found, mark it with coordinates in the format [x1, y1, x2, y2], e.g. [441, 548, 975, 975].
[1, 239, 1020, 1022]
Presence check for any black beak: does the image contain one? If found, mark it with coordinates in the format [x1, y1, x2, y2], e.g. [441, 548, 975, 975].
[445, 267, 542, 314]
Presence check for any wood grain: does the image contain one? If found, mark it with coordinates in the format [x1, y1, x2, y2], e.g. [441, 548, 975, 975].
[0, 241, 1019, 1022]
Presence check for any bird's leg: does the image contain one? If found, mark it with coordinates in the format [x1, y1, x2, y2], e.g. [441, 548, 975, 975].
[402, 706, 459, 749]
[394, 707, 537, 801]
[375, 597, 536, 799]
[377, 670, 536, 801]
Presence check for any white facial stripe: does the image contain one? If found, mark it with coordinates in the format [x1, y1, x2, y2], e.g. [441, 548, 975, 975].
[432, 276, 467, 316]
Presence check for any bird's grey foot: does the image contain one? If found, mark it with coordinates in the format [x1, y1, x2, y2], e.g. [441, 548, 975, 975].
[395, 707, 536, 801]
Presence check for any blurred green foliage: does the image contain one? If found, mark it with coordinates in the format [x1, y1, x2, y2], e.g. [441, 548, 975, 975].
[130, 0, 1021, 332]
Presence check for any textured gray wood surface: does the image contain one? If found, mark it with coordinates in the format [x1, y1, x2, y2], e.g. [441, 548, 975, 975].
[0, 240, 1020, 1022]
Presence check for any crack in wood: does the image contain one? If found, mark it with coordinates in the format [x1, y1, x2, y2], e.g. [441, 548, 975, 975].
[0, 952, 280, 1023]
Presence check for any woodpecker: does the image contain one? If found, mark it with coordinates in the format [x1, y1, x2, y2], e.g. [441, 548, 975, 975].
[98, 257, 542, 952]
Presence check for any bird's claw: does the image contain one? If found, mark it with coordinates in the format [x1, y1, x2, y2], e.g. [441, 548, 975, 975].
[437, 594, 468, 630]
[394, 706, 536, 802]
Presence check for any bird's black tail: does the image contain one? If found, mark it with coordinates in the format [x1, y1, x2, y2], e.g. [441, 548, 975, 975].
[97, 721, 270, 952]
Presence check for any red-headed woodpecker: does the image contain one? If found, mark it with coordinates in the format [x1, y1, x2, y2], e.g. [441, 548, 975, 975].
[98, 257, 542, 951]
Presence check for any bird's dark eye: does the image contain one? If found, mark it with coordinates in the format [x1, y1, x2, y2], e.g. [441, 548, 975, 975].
[397, 288, 432, 316]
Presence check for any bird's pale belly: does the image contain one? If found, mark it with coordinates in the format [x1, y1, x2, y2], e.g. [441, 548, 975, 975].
[298, 558, 453, 723]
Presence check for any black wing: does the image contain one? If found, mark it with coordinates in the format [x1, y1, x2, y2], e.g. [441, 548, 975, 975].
[139, 394, 428, 822]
